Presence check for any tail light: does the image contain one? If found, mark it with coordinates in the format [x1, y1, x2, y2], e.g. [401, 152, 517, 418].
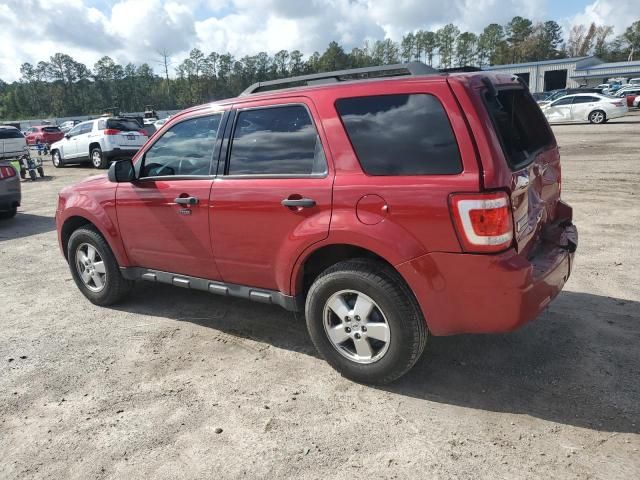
[104, 129, 120, 135]
[0, 165, 17, 179]
[139, 129, 147, 136]
[450, 191, 514, 253]
[610, 101, 624, 107]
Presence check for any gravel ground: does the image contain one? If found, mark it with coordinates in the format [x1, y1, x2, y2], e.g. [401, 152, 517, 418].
[1, 113, 639, 480]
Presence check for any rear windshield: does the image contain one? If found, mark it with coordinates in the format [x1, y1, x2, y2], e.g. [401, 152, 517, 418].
[106, 119, 141, 132]
[0, 128, 24, 139]
[484, 88, 553, 169]
[43, 127, 61, 133]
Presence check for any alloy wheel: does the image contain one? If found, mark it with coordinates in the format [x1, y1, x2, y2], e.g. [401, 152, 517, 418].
[323, 289, 391, 364]
[75, 243, 107, 292]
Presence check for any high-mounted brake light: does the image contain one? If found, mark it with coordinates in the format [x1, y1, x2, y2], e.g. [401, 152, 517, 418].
[450, 191, 514, 253]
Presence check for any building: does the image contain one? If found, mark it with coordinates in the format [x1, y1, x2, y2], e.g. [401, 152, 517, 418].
[483, 56, 640, 92]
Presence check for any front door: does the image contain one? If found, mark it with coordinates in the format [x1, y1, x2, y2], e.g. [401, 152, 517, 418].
[210, 100, 333, 293]
[546, 96, 574, 122]
[116, 111, 225, 279]
[62, 124, 82, 158]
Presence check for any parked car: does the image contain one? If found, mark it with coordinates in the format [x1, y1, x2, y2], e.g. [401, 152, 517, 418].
[55, 63, 578, 384]
[59, 120, 81, 133]
[24, 125, 64, 145]
[50, 117, 148, 169]
[614, 86, 640, 106]
[0, 126, 27, 160]
[541, 93, 628, 124]
[0, 160, 20, 219]
[537, 87, 601, 106]
[633, 95, 640, 108]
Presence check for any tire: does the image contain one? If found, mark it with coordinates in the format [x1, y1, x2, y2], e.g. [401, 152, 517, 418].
[29, 169, 36, 181]
[589, 110, 606, 124]
[91, 147, 107, 169]
[0, 207, 17, 219]
[67, 226, 133, 305]
[37, 166, 44, 177]
[52, 150, 64, 168]
[305, 258, 428, 384]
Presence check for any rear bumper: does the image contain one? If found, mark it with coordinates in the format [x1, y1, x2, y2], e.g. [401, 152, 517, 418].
[103, 147, 140, 161]
[397, 208, 577, 336]
[0, 186, 21, 212]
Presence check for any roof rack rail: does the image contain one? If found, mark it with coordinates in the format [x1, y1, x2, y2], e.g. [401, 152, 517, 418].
[240, 61, 439, 95]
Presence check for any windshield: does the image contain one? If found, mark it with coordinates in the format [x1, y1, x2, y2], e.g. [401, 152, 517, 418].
[0, 128, 24, 139]
[484, 87, 553, 170]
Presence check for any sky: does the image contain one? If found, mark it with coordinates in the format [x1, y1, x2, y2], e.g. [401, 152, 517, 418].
[0, 0, 637, 82]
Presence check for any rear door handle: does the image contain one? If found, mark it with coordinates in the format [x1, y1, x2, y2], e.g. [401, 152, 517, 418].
[281, 198, 316, 208]
[174, 196, 199, 205]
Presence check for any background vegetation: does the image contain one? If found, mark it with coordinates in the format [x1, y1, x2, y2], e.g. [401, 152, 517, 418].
[1, 17, 639, 120]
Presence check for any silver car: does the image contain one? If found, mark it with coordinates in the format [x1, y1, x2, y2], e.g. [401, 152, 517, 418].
[0, 126, 27, 161]
[0, 160, 20, 219]
[541, 93, 628, 124]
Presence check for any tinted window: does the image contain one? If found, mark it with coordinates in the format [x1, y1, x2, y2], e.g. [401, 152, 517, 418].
[106, 118, 140, 132]
[141, 114, 222, 177]
[43, 127, 61, 133]
[67, 125, 82, 137]
[336, 94, 461, 175]
[0, 128, 24, 139]
[79, 123, 93, 134]
[484, 88, 553, 169]
[552, 97, 574, 106]
[228, 105, 326, 176]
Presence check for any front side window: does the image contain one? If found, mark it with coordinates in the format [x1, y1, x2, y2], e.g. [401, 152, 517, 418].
[227, 105, 326, 176]
[67, 125, 82, 137]
[551, 97, 574, 106]
[141, 114, 222, 177]
[79, 123, 93, 134]
[336, 94, 462, 175]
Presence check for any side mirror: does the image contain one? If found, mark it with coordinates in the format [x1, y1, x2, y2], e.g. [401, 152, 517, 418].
[108, 159, 136, 183]
[65, 134, 70, 139]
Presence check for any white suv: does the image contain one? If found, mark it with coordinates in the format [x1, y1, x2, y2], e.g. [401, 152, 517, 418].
[0, 126, 27, 161]
[50, 117, 148, 169]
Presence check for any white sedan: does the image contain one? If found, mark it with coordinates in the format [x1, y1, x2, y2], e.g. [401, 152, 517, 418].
[540, 93, 628, 124]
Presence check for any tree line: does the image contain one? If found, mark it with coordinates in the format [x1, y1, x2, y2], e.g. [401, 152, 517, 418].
[1, 18, 639, 120]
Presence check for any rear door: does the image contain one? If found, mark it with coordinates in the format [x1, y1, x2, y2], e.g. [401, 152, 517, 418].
[482, 86, 561, 253]
[116, 111, 225, 279]
[210, 98, 333, 292]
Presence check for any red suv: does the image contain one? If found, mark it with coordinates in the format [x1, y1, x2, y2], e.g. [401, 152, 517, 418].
[56, 63, 577, 384]
[25, 125, 64, 145]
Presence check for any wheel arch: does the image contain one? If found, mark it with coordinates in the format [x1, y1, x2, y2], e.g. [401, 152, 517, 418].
[59, 213, 129, 266]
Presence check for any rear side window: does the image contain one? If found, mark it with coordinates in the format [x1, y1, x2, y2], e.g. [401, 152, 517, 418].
[43, 127, 61, 133]
[0, 128, 23, 139]
[106, 119, 140, 132]
[484, 88, 553, 169]
[335, 94, 462, 175]
[227, 105, 326, 176]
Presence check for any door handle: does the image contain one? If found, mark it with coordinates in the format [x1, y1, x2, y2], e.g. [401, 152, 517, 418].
[281, 198, 316, 208]
[174, 196, 199, 205]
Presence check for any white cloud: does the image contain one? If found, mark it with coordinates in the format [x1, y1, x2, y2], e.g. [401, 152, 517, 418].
[0, 0, 638, 82]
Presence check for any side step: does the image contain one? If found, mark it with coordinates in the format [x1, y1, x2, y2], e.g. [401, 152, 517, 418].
[121, 267, 302, 312]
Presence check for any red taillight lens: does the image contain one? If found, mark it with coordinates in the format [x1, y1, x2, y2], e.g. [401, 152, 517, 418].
[0, 165, 17, 179]
[104, 129, 120, 135]
[450, 191, 514, 253]
[139, 129, 147, 135]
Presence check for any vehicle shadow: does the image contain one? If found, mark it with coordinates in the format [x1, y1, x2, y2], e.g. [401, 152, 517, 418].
[112, 284, 639, 434]
[0, 213, 56, 241]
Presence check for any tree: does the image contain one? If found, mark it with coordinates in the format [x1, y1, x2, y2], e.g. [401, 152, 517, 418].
[623, 20, 640, 60]
[455, 32, 477, 66]
[437, 24, 460, 68]
[506, 16, 533, 62]
[319, 41, 349, 71]
[401, 33, 416, 62]
[416, 30, 438, 65]
[477, 24, 506, 65]
[594, 25, 614, 58]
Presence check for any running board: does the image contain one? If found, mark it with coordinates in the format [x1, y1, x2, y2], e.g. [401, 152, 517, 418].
[120, 267, 302, 311]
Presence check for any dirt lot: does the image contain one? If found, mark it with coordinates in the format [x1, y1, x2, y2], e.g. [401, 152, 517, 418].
[1, 113, 639, 480]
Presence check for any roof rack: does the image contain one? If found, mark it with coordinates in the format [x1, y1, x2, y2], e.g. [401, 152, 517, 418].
[240, 61, 439, 95]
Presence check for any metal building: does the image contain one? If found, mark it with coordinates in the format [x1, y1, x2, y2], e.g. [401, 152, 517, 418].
[572, 61, 640, 86]
[483, 56, 602, 93]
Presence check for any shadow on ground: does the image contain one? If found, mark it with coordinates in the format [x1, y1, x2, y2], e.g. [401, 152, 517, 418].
[0, 213, 55, 241]
[111, 284, 639, 434]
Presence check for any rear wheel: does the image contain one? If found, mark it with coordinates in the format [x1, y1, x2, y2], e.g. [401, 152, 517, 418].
[37, 166, 44, 177]
[305, 258, 428, 384]
[29, 169, 36, 181]
[91, 147, 107, 169]
[589, 110, 606, 124]
[19, 168, 26, 179]
[0, 206, 17, 219]
[67, 226, 133, 305]
[52, 150, 64, 168]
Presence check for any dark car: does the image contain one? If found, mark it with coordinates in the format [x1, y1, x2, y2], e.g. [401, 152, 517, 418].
[56, 63, 577, 384]
[0, 160, 20, 219]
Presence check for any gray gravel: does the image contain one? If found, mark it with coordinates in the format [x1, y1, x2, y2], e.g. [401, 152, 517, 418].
[1, 114, 639, 479]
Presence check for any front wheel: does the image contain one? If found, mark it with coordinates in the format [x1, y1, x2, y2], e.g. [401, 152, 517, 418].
[52, 150, 63, 168]
[589, 110, 606, 124]
[91, 147, 107, 169]
[29, 169, 36, 181]
[305, 259, 428, 384]
[67, 226, 133, 305]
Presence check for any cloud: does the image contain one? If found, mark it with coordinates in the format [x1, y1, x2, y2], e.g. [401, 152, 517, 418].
[0, 0, 638, 83]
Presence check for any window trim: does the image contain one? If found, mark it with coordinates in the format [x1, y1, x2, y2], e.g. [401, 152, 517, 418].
[334, 92, 464, 177]
[220, 102, 329, 179]
[135, 110, 227, 181]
